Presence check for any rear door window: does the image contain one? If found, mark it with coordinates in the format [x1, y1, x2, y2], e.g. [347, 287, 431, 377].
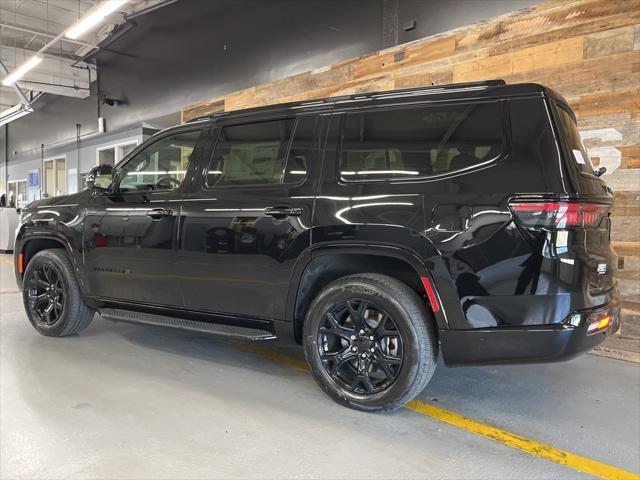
[339, 101, 505, 181]
[206, 119, 296, 187]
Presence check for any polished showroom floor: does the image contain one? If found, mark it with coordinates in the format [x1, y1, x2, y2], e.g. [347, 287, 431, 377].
[1, 254, 638, 479]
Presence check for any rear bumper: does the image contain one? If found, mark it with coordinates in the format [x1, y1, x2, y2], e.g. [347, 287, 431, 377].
[440, 299, 620, 366]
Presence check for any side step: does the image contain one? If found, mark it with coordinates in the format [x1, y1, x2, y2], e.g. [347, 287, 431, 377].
[99, 308, 276, 341]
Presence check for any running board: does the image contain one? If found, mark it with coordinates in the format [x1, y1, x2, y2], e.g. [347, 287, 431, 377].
[99, 308, 276, 341]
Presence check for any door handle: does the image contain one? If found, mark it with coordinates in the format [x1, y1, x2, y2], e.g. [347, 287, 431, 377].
[264, 206, 303, 219]
[146, 208, 173, 219]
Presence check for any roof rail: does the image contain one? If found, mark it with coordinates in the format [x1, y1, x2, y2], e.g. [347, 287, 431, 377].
[187, 79, 507, 122]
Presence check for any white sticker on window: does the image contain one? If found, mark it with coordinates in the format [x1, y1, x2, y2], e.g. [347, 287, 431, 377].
[573, 149, 586, 165]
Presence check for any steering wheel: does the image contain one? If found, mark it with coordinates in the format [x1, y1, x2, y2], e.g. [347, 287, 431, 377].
[156, 176, 181, 190]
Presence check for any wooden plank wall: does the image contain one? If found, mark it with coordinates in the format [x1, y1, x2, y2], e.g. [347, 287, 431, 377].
[183, 0, 640, 313]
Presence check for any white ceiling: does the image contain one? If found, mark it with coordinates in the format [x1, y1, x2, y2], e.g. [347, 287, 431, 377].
[0, 0, 164, 112]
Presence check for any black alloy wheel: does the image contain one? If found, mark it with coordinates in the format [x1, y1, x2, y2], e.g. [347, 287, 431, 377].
[27, 264, 65, 326]
[317, 299, 404, 394]
[22, 249, 95, 337]
[304, 273, 438, 412]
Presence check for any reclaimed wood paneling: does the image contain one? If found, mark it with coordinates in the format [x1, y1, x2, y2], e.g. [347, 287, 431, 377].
[182, 0, 640, 307]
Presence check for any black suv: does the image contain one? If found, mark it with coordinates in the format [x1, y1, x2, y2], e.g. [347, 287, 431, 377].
[15, 81, 620, 411]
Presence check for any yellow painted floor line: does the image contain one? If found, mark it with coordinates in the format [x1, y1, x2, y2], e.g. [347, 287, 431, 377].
[0, 256, 13, 266]
[238, 342, 639, 480]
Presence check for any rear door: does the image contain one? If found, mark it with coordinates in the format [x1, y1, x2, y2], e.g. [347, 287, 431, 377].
[551, 102, 616, 294]
[179, 114, 323, 320]
[84, 127, 212, 307]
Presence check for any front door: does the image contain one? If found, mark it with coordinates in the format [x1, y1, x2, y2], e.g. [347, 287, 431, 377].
[179, 114, 323, 320]
[84, 128, 212, 307]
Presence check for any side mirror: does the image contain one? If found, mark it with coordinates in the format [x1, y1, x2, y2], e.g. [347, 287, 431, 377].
[86, 164, 114, 190]
[595, 166, 607, 177]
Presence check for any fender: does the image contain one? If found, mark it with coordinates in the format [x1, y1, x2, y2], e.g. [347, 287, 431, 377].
[285, 242, 460, 336]
[14, 207, 89, 294]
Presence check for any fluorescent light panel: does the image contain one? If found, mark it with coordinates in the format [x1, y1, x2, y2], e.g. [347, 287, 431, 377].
[1, 56, 42, 86]
[65, 0, 128, 40]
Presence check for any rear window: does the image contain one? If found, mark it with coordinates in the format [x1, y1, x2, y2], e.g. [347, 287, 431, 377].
[555, 106, 595, 175]
[339, 101, 505, 181]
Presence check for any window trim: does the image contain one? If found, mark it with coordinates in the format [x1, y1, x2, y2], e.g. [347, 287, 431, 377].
[111, 127, 207, 195]
[202, 116, 309, 190]
[335, 100, 510, 184]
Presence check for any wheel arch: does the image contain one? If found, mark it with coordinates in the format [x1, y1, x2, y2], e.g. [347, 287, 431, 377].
[287, 245, 450, 343]
[16, 232, 87, 294]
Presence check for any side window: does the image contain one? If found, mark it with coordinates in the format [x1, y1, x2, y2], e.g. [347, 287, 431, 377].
[340, 101, 505, 181]
[206, 119, 296, 187]
[116, 130, 203, 192]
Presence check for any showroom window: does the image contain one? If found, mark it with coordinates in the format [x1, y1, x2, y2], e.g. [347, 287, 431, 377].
[43, 157, 66, 197]
[7, 179, 27, 207]
[116, 130, 202, 193]
[206, 117, 313, 187]
[339, 101, 505, 181]
[97, 140, 139, 167]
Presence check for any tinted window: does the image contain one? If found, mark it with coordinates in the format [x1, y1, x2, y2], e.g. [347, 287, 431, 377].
[556, 106, 594, 174]
[117, 130, 203, 192]
[340, 102, 504, 180]
[206, 119, 296, 187]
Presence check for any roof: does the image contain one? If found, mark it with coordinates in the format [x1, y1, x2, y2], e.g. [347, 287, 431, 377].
[180, 80, 549, 128]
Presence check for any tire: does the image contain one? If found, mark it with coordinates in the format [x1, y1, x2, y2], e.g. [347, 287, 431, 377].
[22, 249, 94, 337]
[303, 273, 438, 412]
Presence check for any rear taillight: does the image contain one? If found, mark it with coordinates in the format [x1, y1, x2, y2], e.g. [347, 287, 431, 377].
[509, 201, 609, 229]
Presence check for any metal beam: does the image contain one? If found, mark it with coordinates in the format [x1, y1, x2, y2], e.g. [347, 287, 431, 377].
[0, 59, 31, 107]
[1, 46, 93, 99]
[0, 21, 100, 50]
[1, 45, 93, 69]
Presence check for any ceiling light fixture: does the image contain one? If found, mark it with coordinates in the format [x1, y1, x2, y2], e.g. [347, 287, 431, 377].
[1, 56, 42, 86]
[65, 0, 129, 40]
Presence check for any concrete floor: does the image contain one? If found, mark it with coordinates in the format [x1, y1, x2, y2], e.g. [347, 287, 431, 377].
[1, 254, 639, 479]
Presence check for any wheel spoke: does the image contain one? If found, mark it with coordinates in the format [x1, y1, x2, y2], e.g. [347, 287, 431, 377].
[321, 346, 357, 373]
[352, 366, 374, 393]
[42, 266, 52, 284]
[375, 354, 398, 380]
[34, 296, 49, 309]
[320, 312, 354, 340]
[33, 270, 48, 289]
[375, 346, 401, 365]
[375, 316, 398, 337]
[29, 292, 47, 302]
[43, 303, 54, 323]
[346, 300, 368, 329]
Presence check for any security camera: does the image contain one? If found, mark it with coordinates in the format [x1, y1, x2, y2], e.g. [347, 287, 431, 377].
[102, 97, 122, 107]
